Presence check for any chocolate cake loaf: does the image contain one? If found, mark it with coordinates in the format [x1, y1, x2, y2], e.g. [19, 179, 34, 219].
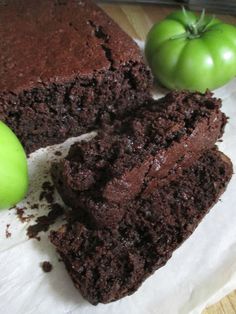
[52, 90, 227, 228]
[50, 149, 233, 305]
[0, 0, 152, 153]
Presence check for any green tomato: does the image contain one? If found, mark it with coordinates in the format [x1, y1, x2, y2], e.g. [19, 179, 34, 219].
[145, 9, 236, 92]
[0, 121, 28, 209]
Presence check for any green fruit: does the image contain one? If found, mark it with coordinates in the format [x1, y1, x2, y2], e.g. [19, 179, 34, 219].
[0, 121, 28, 209]
[145, 9, 236, 92]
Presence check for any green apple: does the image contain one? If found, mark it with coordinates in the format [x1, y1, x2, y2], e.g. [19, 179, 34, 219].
[0, 121, 28, 209]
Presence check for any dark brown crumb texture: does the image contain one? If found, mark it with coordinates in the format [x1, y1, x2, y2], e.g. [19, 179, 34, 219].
[50, 149, 233, 305]
[0, 0, 152, 153]
[52, 90, 227, 228]
[27, 203, 64, 240]
[39, 182, 55, 203]
[5, 224, 11, 238]
[15, 207, 35, 223]
[2, 0, 232, 307]
[41, 261, 53, 273]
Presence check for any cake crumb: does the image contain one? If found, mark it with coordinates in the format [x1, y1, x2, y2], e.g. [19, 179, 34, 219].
[39, 181, 54, 203]
[5, 224, 11, 238]
[15, 207, 35, 223]
[31, 203, 39, 210]
[54, 150, 62, 156]
[41, 261, 53, 273]
[27, 203, 64, 239]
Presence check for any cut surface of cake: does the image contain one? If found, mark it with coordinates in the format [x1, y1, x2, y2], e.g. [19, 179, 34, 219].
[52, 91, 227, 228]
[50, 149, 233, 305]
[0, 0, 152, 153]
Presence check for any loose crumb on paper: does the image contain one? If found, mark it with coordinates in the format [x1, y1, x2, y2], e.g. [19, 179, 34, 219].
[15, 207, 35, 223]
[27, 203, 64, 240]
[41, 261, 53, 273]
[5, 224, 11, 238]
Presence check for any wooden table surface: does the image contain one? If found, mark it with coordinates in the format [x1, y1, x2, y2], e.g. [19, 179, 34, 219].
[100, 3, 236, 314]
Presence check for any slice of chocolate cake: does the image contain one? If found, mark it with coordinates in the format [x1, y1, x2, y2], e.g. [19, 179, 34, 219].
[50, 149, 233, 305]
[52, 91, 227, 228]
[0, 0, 152, 153]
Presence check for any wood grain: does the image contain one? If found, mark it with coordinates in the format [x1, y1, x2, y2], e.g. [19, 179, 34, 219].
[100, 3, 236, 314]
[203, 291, 236, 314]
[101, 4, 236, 39]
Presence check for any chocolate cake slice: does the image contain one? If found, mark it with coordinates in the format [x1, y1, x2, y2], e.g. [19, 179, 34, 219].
[52, 91, 227, 228]
[50, 149, 233, 305]
[0, 0, 152, 153]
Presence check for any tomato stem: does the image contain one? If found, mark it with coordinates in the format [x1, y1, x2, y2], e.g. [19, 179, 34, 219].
[171, 8, 215, 41]
[186, 9, 205, 38]
[184, 8, 213, 39]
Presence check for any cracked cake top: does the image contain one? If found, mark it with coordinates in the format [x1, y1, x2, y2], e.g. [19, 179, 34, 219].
[0, 0, 143, 92]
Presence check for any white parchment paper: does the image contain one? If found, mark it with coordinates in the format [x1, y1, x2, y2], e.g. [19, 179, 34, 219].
[0, 74, 235, 314]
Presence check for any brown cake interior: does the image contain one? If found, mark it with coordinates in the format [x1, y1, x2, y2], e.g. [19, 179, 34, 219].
[50, 149, 233, 305]
[52, 91, 227, 228]
[0, 0, 152, 153]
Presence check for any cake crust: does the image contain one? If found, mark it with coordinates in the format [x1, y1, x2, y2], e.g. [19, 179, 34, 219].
[50, 149, 233, 305]
[0, 0, 144, 92]
[0, 0, 152, 153]
[52, 91, 227, 228]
